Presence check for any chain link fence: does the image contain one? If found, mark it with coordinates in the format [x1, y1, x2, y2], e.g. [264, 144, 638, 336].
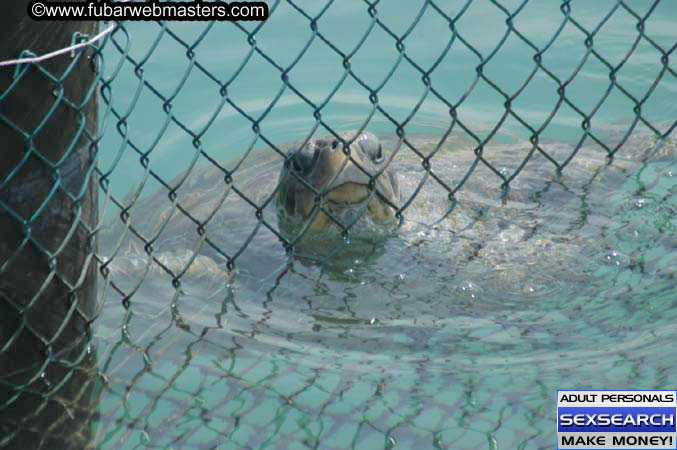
[1, 0, 675, 448]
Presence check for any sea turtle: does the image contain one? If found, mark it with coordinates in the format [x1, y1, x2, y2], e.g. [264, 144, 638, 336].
[102, 128, 675, 297]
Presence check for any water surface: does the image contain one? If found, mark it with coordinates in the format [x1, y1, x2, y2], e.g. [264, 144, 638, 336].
[93, 1, 676, 448]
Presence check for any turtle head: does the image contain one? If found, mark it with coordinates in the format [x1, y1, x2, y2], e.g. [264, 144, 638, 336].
[276, 131, 400, 234]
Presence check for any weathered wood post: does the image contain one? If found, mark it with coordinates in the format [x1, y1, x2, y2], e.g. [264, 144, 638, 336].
[0, 1, 100, 448]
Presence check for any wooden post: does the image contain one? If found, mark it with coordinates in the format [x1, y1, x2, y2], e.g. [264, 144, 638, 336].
[0, 1, 100, 448]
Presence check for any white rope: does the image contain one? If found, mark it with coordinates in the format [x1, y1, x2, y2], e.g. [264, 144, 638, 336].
[0, 22, 117, 68]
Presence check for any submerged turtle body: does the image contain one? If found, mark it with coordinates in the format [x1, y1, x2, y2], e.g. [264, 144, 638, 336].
[104, 130, 674, 293]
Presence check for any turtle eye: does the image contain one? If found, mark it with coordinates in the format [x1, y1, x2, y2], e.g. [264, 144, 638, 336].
[290, 144, 319, 174]
[291, 156, 304, 173]
[357, 132, 384, 163]
[374, 145, 383, 162]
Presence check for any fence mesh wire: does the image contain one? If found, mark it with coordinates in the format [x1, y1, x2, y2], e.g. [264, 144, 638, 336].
[1, 0, 676, 448]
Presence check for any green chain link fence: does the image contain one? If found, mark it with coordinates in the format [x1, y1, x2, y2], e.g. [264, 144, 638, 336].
[1, 0, 675, 448]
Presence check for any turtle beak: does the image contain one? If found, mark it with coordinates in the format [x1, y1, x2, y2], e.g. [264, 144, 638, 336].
[311, 134, 398, 204]
[277, 133, 400, 229]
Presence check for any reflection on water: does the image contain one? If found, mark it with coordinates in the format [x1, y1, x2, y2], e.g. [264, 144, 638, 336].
[94, 132, 676, 448]
[0, 334, 102, 450]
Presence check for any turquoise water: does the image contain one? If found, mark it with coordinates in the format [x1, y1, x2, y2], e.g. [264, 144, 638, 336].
[98, 0, 676, 203]
[93, 1, 676, 449]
